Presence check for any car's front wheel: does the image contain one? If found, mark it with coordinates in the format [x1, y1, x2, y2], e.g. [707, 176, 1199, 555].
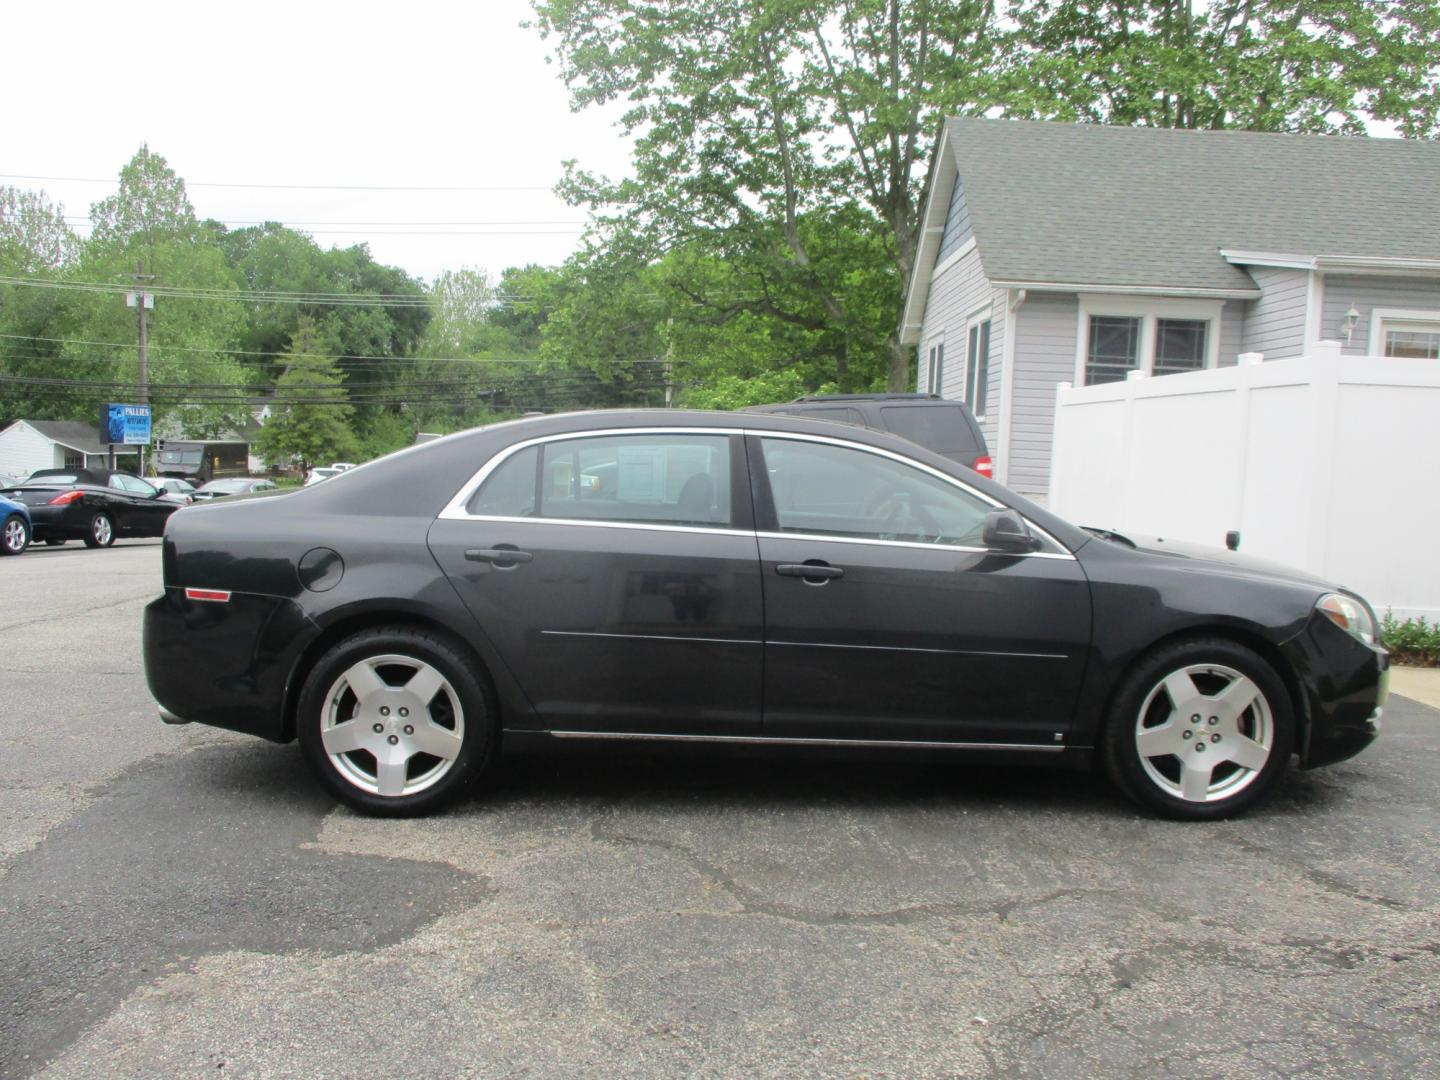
[82, 512, 115, 548]
[1101, 637, 1294, 820]
[296, 626, 498, 816]
[1, 514, 29, 555]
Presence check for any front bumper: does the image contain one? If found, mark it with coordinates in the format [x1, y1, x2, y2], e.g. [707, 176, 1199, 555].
[1288, 613, 1389, 769]
[143, 587, 319, 742]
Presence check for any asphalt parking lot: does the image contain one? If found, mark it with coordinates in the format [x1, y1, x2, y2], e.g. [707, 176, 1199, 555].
[1, 542, 1437, 1079]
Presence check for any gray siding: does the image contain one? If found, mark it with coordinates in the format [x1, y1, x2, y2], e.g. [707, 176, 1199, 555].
[936, 173, 974, 263]
[1322, 273, 1440, 355]
[917, 245, 1004, 455]
[1217, 300, 1245, 365]
[1239, 266, 1309, 358]
[1008, 293, 1080, 497]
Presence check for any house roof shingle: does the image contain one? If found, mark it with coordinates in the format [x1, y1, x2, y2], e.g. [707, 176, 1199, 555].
[942, 117, 1440, 293]
[22, 420, 107, 454]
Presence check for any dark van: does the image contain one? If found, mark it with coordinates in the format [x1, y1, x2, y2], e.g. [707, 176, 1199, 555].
[154, 441, 250, 484]
[742, 394, 992, 478]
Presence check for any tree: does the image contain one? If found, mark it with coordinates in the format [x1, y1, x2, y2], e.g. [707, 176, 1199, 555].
[253, 320, 359, 472]
[0, 187, 79, 419]
[1006, 1, 1440, 137]
[531, 0, 1440, 392]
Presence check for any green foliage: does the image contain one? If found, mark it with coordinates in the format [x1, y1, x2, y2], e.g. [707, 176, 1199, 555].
[531, 0, 1440, 397]
[1005, 1, 1440, 138]
[1381, 613, 1440, 667]
[253, 320, 359, 472]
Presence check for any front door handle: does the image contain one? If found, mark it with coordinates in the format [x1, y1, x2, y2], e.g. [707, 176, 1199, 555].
[465, 547, 534, 566]
[775, 562, 844, 582]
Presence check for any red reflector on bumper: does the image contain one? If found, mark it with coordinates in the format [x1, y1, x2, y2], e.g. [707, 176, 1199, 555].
[184, 588, 231, 603]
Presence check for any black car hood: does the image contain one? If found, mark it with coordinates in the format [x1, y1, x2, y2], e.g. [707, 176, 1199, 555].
[1110, 532, 1335, 592]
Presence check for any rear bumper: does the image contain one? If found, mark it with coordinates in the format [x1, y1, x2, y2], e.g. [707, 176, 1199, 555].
[27, 505, 89, 540]
[143, 587, 319, 742]
[1287, 614, 1389, 769]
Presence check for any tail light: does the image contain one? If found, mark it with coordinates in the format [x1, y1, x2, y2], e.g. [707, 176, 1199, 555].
[47, 490, 84, 506]
[972, 455, 994, 479]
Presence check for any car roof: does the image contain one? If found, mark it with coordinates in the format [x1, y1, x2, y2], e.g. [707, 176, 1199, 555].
[25, 467, 139, 486]
[255, 408, 1081, 551]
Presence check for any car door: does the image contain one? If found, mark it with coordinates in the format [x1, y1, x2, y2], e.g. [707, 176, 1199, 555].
[427, 430, 765, 735]
[115, 474, 171, 535]
[749, 433, 1092, 747]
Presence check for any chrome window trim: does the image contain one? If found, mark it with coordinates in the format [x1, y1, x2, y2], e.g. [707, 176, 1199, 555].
[438, 427, 740, 524]
[754, 529, 1074, 561]
[437, 425, 1074, 559]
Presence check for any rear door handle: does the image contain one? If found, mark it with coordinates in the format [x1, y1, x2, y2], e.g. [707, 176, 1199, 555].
[465, 547, 534, 565]
[775, 562, 844, 581]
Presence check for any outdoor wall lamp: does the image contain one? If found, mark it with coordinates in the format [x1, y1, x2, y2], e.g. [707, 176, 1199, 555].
[1341, 305, 1361, 342]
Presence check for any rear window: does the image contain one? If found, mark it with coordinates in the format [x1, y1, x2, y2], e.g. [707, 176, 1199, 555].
[23, 474, 79, 485]
[877, 405, 980, 454]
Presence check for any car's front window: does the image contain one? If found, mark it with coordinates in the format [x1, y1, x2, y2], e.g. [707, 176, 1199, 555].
[759, 437, 992, 546]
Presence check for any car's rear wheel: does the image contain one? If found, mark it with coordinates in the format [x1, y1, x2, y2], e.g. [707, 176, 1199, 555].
[297, 626, 498, 816]
[82, 512, 115, 548]
[1, 514, 29, 555]
[1101, 638, 1294, 820]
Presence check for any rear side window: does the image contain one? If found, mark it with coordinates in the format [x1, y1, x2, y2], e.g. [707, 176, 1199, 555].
[878, 405, 980, 455]
[469, 435, 732, 528]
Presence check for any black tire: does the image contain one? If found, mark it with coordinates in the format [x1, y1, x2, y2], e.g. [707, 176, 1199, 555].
[1, 514, 29, 556]
[1100, 637, 1294, 821]
[296, 625, 498, 816]
[82, 512, 115, 549]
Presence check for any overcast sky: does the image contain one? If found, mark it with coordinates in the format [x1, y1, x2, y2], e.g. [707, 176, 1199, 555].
[2, 0, 634, 284]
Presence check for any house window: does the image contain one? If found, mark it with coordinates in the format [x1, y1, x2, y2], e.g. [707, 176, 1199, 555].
[1368, 309, 1440, 359]
[1086, 316, 1141, 384]
[926, 340, 945, 394]
[1386, 330, 1440, 359]
[1154, 319, 1208, 375]
[966, 320, 991, 415]
[1077, 298, 1222, 386]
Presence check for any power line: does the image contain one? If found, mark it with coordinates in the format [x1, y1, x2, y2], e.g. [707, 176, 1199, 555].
[2, 173, 556, 192]
[0, 332, 562, 365]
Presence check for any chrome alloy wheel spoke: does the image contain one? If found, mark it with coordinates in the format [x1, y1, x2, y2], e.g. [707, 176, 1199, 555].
[321, 653, 465, 798]
[1137, 663, 1273, 804]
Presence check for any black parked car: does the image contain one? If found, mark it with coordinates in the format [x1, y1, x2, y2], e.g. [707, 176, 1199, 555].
[143, 411, 1387, 819]
[743, 393, 992, 477]
[3, 468, 179, 547]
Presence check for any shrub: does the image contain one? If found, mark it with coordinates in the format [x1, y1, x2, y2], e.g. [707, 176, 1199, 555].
[1381, 613, 1440, 667]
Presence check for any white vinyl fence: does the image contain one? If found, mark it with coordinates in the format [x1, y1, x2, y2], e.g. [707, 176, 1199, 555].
[1049, 344, 1440, 622]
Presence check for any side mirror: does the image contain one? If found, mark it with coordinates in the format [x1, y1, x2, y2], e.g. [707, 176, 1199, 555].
[982, 508, 1042, 553]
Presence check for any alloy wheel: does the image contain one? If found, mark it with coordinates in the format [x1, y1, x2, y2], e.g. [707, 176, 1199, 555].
[3, 516, 27, 554]
[319, 653, 466, 798]
[1134, 663, 1274, 804]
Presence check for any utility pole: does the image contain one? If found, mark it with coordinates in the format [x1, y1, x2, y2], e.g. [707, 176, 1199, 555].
[127, 261, 155, 474]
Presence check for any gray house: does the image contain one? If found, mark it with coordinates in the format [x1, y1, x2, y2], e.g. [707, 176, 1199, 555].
[902, 118, 1440, 500]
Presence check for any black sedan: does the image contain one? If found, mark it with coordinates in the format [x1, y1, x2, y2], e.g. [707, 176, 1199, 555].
[143, 411, 1388, 820]
[3, 467, 179, 547]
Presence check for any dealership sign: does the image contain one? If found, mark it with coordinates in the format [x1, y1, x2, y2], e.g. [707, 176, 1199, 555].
[101, 403, 153, 446]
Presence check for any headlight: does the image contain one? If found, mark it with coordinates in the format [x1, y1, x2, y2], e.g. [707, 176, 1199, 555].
[1317, 593, 1376, 645]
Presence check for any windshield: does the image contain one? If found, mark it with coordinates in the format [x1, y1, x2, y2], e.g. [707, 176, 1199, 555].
[159, 450, 203, 465]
